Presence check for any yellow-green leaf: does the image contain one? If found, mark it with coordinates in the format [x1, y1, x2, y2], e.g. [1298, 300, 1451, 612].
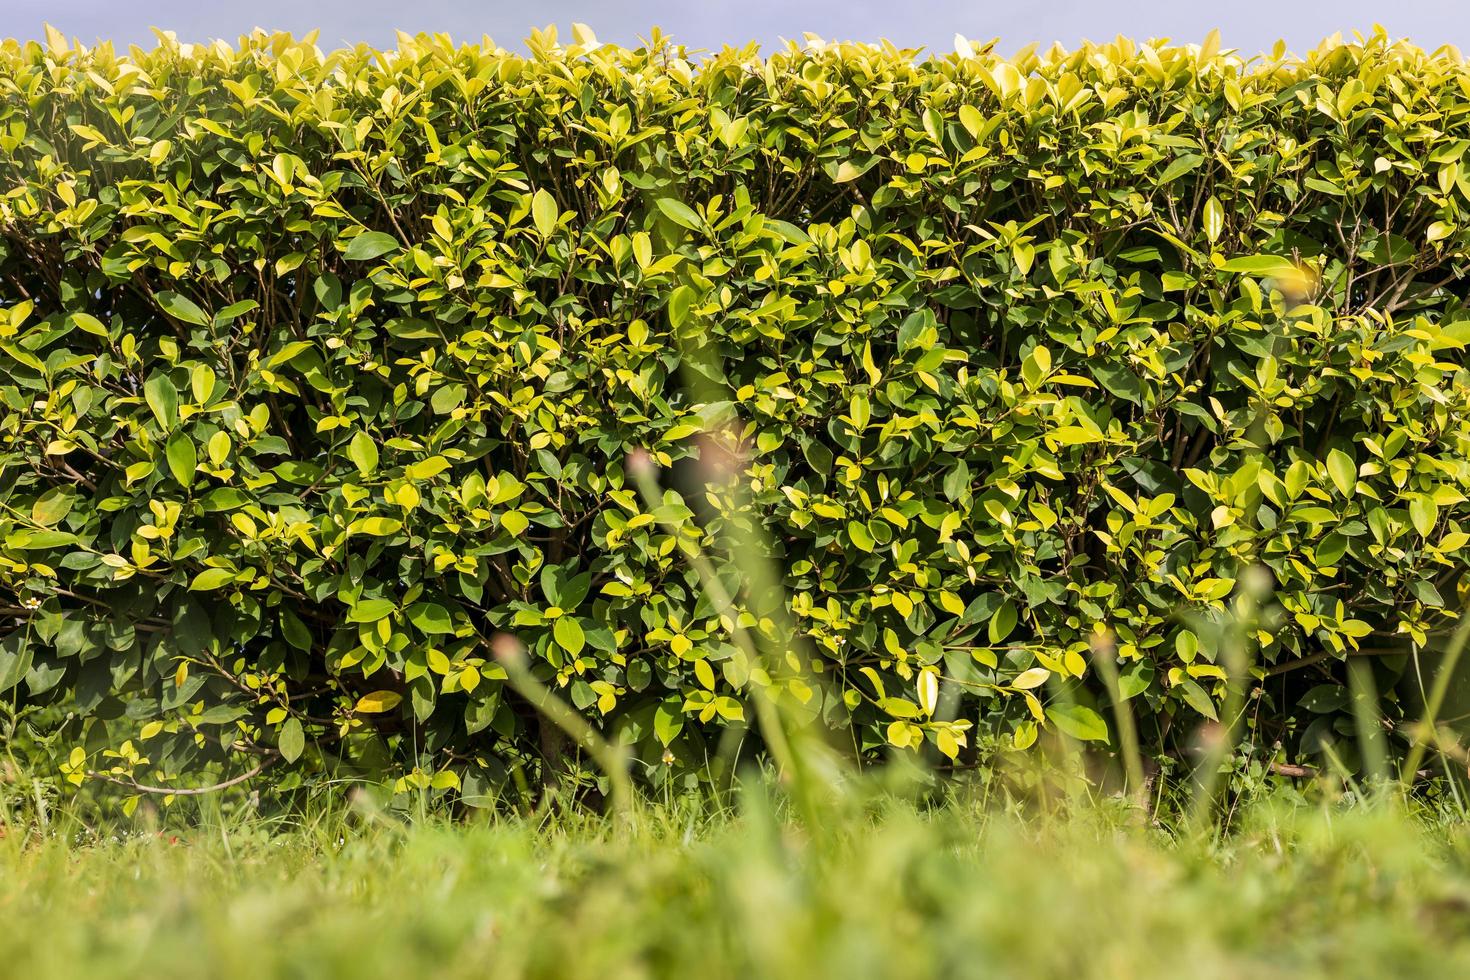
[189, 567, 236, 591]
[355, 691, 403, 713]
[532, 188, 559, 238]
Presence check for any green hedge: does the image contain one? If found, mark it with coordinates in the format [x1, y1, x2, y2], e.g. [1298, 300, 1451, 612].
[2, 26, 1469, 803]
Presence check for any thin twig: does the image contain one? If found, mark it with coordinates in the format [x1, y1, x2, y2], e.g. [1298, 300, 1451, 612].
[86, 757, 277, 796]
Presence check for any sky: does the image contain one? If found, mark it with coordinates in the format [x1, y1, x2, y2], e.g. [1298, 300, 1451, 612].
[0, 0, 1467, 57]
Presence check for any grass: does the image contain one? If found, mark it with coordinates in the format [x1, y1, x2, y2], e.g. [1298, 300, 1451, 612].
[4, 780, 1470, 979]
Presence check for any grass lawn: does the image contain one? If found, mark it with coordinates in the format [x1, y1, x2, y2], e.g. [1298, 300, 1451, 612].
[4, 785, 1470, 979]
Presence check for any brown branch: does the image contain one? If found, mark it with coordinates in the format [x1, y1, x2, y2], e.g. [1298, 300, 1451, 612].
[86, 756, 277, 796]
[1264, 645, 1411, 677]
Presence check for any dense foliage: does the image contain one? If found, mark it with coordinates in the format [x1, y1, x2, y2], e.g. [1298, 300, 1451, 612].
[2, 25, 1469, 804]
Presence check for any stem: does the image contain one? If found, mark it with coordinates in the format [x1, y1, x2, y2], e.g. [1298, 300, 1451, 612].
[86, 757, 276, 796]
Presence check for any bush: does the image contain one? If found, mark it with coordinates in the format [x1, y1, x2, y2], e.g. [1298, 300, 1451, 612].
[2, 26, 1468, 803]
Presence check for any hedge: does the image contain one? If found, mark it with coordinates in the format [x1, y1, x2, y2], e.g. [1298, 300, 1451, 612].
[2, 25, 1469, 804]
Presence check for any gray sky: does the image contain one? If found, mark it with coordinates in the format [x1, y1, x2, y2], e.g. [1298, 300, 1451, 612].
[2, 1, 1468, 57]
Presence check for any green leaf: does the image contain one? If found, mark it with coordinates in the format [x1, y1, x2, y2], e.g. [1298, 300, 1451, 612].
[273, 461, 323, 486]
[157, 291, 210, 326]
[847, 521, 875, 553]
[189, 567, 237, 591]
[267, 341, 313, 368]
[655, 197, 703, 231]
[532, 188, 559, 237]
[715, 697, 744, 722]
[668, 284, 695, 327]
[430, 384, 465, 415]
[192, 365, 217, 403]
[942, 461, 971, 503]
[1410, 495, 1439, 537]
[348, 598, 397, 623]
[348, 430, 379, 476]
[1178, 679, 1219, 721]
[1326, 449, 1356, 497]
[71, 311, 109, 337]
[1049, 426, 1103, 446]
[541, 565, 593, 609]
[464, 695, 499, 736]
[1092, 361, 1143, 404]
[408, 602, 454, 635]
[988, 600, 1018, 644]
[0, 634, 33, 694]
[1011, 667, 1050, 690]
[1046, 703, 1110, 742]
[654, 698, 684, 746]
[1301, 684, 1349, 713]
[957, 104, 984, 138]
[1202, 196, 1224, 243]
[1117, 663, 1154, 700]
[166, 431, 196, 488]
[343, 231, 400, 261]
[6, 530, 76, 550]
[404, 456, 450, 481]
[1158, 153, 1203, 184]
[278, 717, 305, 763]
[30, 488, 74, 526]
[199, 488, 249, 513]
[1021, 345, 1051, 389]
[144, 373, 179, 430]
[559, 573, 592, 610]
[1292, 506, 1341, 525]
[1219, 255, 1297, 276]
[350, 517, 403, 537]
[831, 159, 875, 183]
[281, 609, 313, 651]
[917, 670, 939, 716]
[553, 617, 586, 656]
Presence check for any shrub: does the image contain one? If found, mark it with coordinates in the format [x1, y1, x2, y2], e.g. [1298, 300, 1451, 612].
[2, 26, 1468, 803]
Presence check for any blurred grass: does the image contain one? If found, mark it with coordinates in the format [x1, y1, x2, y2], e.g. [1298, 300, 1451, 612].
[4, 787, 1470, 979]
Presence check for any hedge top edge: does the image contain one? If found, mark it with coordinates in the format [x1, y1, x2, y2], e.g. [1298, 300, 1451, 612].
[10, 22, 1470, 77]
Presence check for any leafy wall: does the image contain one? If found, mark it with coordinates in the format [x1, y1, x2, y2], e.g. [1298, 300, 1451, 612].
[1, 26, 1467, 802]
